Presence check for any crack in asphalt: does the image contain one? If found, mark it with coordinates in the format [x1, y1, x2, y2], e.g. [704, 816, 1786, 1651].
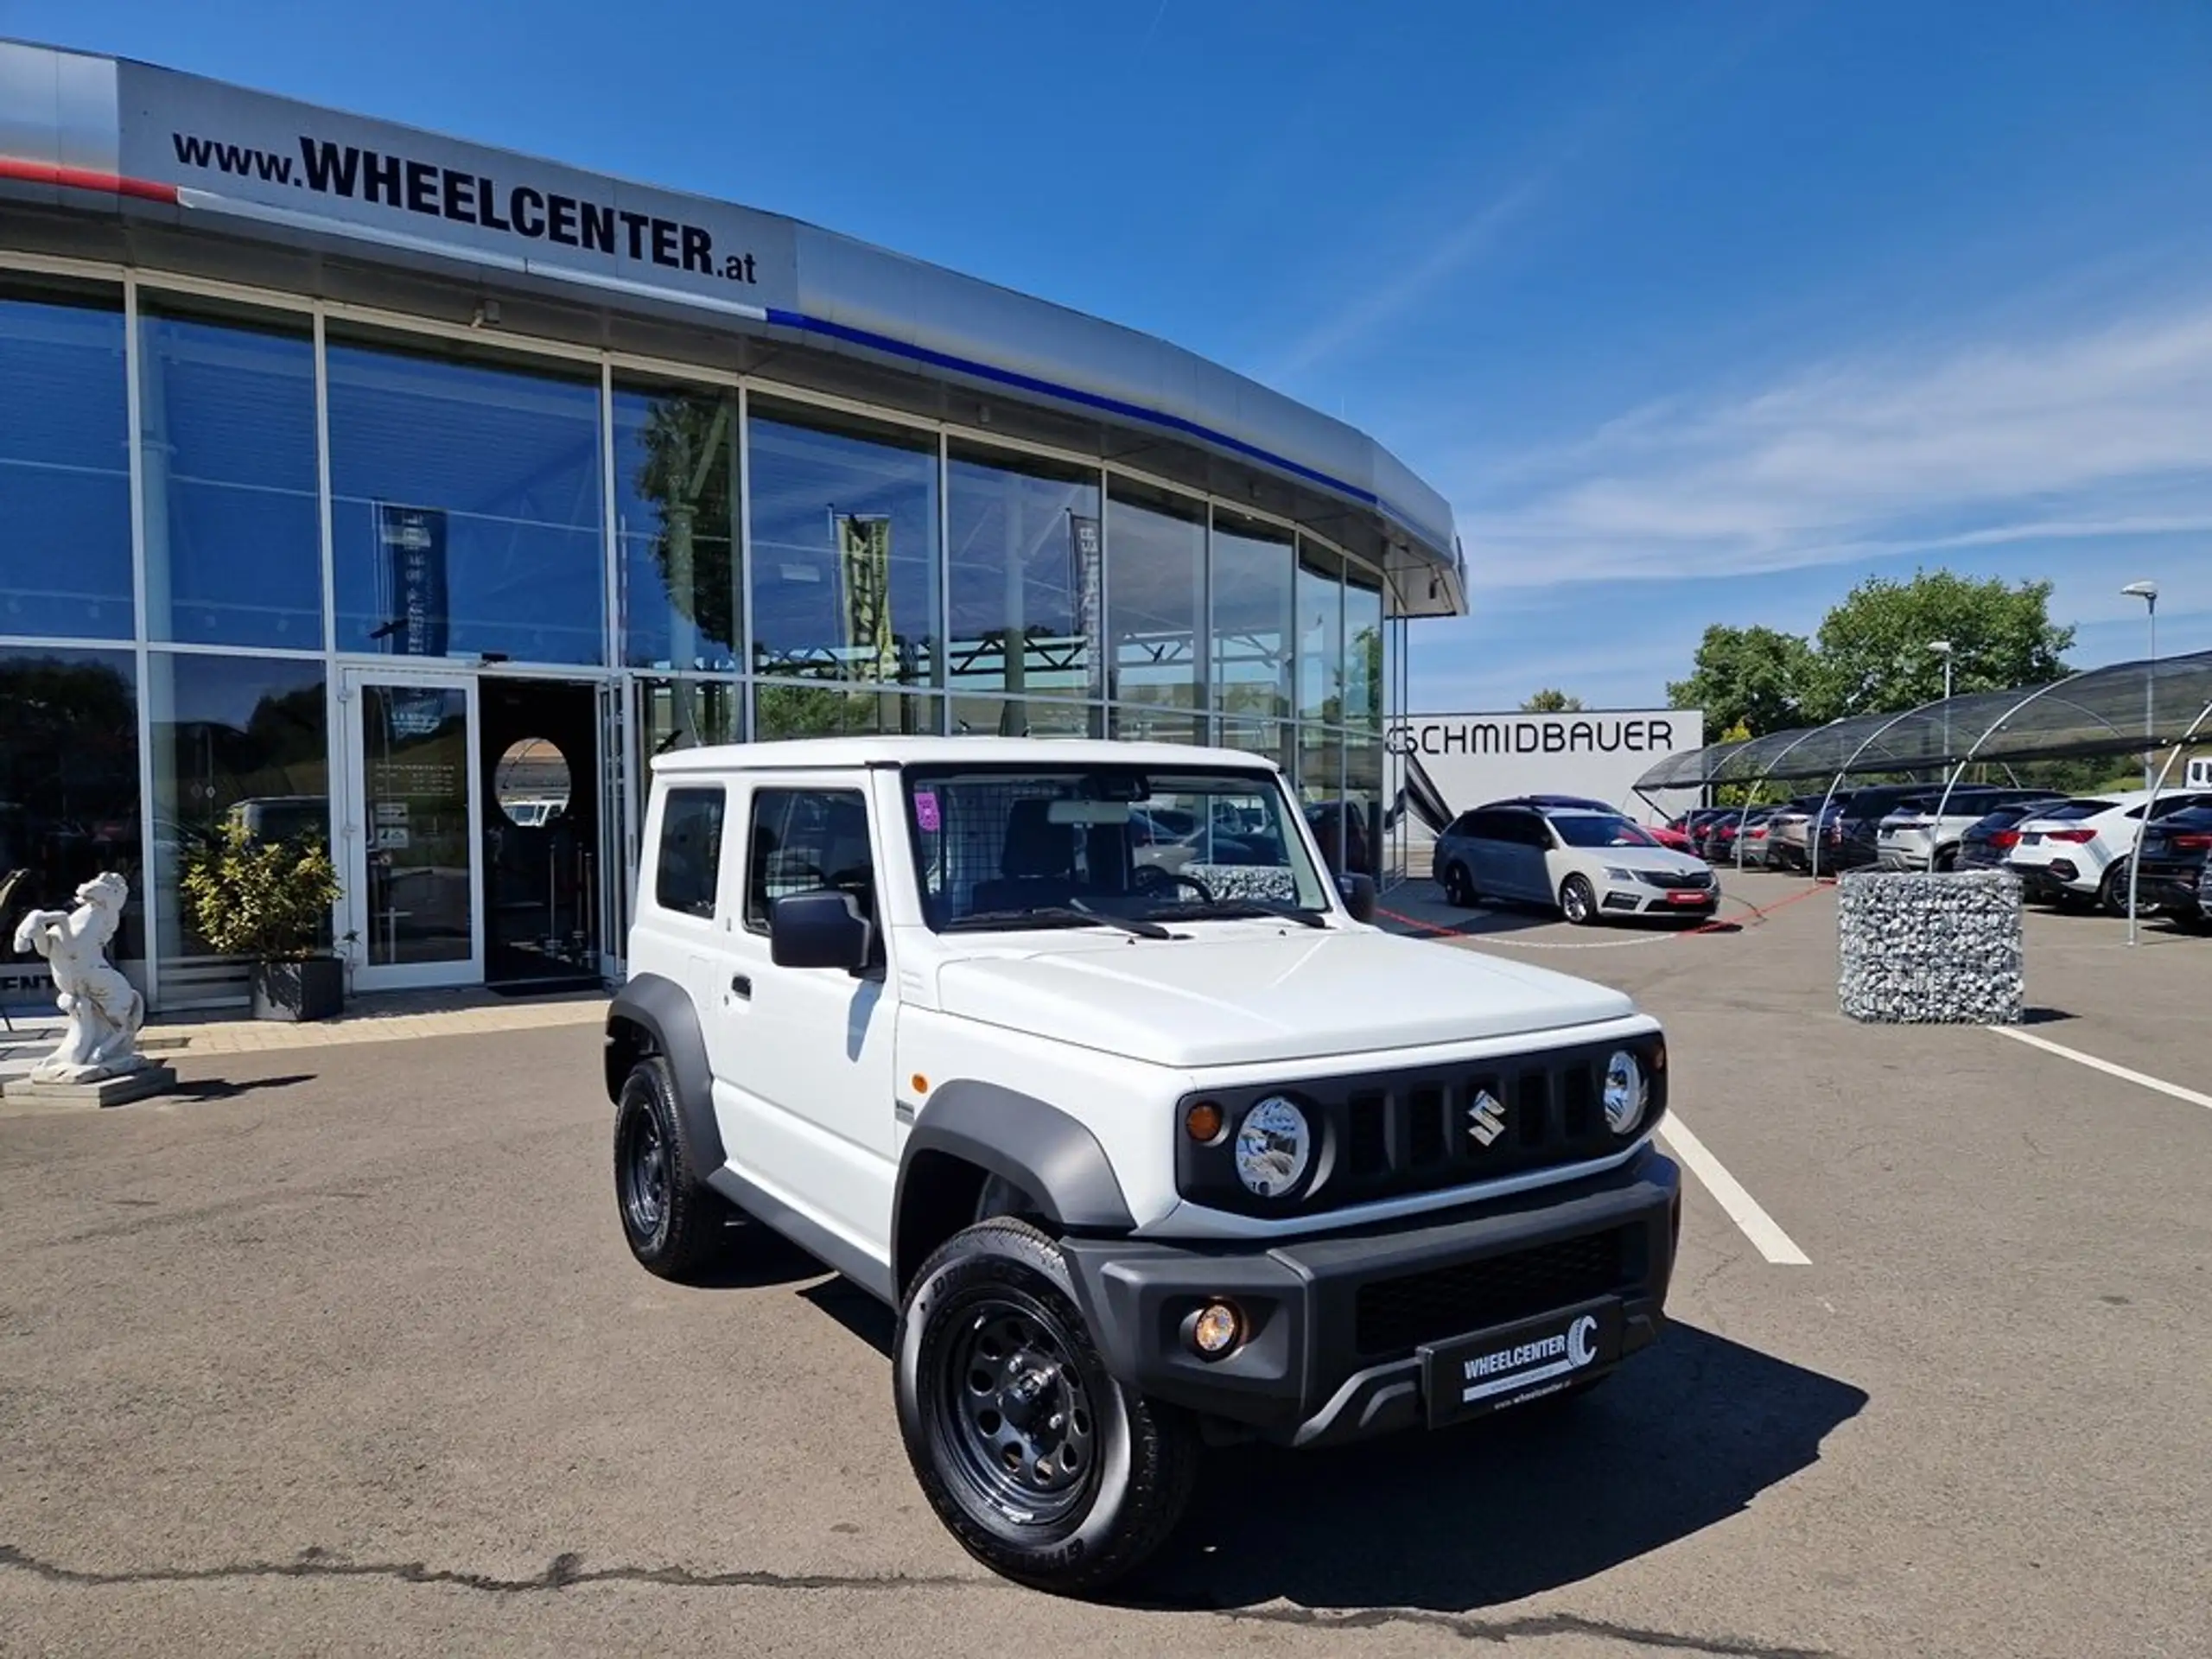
[0, 1543, 972, 1596]
[1201, 1602, 1835, 1656]
[0, 1542, 1835, 1656]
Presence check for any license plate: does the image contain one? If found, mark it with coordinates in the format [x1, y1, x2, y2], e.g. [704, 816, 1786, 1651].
[1421, 1297, 1623, 1428]
[2021, 833, 2042, 845]
[1665, 890, 1708, 904]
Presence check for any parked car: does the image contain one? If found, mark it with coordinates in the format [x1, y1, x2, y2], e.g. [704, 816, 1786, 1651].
[2132, 804, 2212, 920]
[610, 735, 1681, 1592]
[1822, 785, 1948, 874]
[1955, 800, 2068, 871]
[1757, 797, 1831, 873]
[2006, 791, 2212, 912]
[1433, 803, 1718, 924]
[1704, 808, 1774, 865]
[1644, 821, 1697, 855]
[1876, 786, 2057, 872]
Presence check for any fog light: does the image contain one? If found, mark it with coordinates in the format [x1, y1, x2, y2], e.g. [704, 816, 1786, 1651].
[1185, 1101, 1224, 1143]
[1187, 1300, 1243, 1358]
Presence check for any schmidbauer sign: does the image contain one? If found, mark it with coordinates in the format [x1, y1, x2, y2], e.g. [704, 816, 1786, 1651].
[1387, 709, 1704, 828]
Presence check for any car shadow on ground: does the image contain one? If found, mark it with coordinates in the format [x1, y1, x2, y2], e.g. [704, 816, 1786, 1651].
[1135, 1323, 1866, 1615]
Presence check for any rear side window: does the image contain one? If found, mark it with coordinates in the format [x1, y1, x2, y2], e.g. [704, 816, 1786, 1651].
[654, 786, 727, 919]
[746, 788, 876, 931]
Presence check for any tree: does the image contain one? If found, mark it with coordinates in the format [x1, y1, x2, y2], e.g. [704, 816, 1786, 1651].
[1807, 570, 2074, 721]
[1665, 625, 1816, 737]
[1520, 688, 1584, 712]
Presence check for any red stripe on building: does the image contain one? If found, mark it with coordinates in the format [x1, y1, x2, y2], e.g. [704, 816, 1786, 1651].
[0, 156, 180, 204]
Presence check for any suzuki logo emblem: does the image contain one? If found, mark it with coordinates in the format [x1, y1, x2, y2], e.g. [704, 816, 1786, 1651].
[1468, 1089, 1507, 1147]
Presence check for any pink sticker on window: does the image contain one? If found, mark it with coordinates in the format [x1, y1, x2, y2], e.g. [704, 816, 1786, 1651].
[914, 791, 941, 832]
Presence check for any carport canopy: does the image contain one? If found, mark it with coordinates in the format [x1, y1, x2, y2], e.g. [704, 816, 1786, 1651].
[1637, 647, 2212, 790]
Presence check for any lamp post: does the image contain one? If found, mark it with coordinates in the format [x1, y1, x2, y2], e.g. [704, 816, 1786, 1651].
[2122, 582, 2158, 788]
[1928, 640, 1954, 766]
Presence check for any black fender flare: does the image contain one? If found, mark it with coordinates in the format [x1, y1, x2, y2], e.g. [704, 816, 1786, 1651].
[603, 973, 725, 1173]
[893, 1082, 1135, 1286]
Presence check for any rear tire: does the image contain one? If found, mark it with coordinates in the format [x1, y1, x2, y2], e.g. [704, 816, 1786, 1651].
[2098, 861, 2135, 916]
[1560, 874, 1599, 926]
[1440, 861, 1477, 908]
[613, 1057, 734, 1281]
[894, 1219, 1198, 1595]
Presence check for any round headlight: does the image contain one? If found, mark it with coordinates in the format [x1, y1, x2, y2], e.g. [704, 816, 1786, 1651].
[1233, 1097, 1312, 1198]
[1603, 1050, 1647, 1135]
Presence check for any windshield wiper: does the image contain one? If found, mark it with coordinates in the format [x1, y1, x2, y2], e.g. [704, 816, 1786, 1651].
[1156, 899, 1331, 930]
[946, 903, 1175, 940]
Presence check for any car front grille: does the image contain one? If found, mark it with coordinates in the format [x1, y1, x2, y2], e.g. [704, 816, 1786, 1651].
[1353, 1227, 1630, 1355]
[1175, 1036, 1665, 1218]
[1641, 868, 1712, 890]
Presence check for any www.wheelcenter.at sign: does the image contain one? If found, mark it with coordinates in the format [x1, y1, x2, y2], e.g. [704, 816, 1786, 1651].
[1387, 709, 1705, 831]
[116, 61, 798, 317]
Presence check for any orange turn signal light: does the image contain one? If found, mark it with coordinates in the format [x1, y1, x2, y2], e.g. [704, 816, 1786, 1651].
[1185, 1102, 1224, 1143]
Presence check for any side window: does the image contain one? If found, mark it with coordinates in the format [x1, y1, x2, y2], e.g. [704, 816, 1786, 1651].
[1504, 810, 1548, 848]
[746, 787, 876, 932]
[1447, 810, 1483, 837]
[654, 786, 727, 919]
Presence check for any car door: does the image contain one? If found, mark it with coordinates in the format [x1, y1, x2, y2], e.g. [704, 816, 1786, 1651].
[715, 775, 901, 1266]
[1498, 808, 1554, 900]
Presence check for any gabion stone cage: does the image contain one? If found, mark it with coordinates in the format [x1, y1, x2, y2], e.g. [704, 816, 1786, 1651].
[1837, 870, 2024, 1025]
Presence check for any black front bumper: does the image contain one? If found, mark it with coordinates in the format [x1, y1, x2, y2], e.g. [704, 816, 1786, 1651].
[1060, 1146, 1680, 1448]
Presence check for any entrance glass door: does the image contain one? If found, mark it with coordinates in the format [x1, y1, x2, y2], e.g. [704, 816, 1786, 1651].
[343, 670, 483, 990]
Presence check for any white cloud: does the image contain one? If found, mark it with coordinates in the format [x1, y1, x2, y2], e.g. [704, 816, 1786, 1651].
[1453, 302, 2212, 591]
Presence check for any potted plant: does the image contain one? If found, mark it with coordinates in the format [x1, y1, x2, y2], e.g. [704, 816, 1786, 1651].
[180, 820, 346, 1021]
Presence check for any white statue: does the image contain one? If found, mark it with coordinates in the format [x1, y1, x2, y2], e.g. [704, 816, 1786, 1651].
[11, 872, 150, 1084]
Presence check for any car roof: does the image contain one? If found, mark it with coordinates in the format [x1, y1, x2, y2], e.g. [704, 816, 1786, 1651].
[651, 735, 1284, 775]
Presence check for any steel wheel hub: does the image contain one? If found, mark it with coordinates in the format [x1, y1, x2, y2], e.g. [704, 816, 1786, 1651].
[940, 1299, 1098, 1523]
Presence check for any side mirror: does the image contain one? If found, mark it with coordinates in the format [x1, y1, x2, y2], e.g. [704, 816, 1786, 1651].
[769, 890, 872, 971]
[1338, 873, 1377, 925]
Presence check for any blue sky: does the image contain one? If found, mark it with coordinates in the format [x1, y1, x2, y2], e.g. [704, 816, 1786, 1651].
[16, 0, 2212, 715]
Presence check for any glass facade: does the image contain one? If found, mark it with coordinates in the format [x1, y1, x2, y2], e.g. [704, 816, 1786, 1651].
[140, 298, 322, 648]
[328, 331, 606, 666]
[0, 263, 1408, 1005]
[0, 278, 133, 640]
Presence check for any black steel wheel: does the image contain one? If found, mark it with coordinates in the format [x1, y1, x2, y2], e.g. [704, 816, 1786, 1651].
[895, 1219, 1197, 1595]
[935, 1294, 1099, 1529]
[1560, 874, 1599, 926]
[611, 1057, 733, 1280]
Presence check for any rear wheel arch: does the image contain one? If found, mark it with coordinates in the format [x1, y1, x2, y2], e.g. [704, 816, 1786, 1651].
[604, 974, 725, 1173]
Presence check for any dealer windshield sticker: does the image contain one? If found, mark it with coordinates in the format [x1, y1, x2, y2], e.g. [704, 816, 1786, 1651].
[1461, 1313, 1599, 1405]
[914, 791, 941, 833]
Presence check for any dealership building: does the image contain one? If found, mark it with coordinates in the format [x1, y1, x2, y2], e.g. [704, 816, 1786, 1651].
[0, 40, 1463, 1007]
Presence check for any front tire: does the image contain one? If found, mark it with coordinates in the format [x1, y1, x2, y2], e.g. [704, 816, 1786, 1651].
[894, 1219, 1197, 1595]
[1560, 874, 1599, 926]
[613, 1057, 733, 1281]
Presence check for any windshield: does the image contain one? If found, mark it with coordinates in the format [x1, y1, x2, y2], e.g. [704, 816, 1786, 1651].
[1548, 814, 1658, 849]
[904, 764, 1334, 931]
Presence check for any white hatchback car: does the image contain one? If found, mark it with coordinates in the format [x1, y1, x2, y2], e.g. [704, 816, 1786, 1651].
[1433, 802, 1719, 925]
[2005, 790, 2212, 911]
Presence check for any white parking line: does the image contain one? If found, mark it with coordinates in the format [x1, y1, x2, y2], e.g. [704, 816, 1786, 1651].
[1992, 1026, 2212, 1113]
[1655, 1112, 1811, 1266]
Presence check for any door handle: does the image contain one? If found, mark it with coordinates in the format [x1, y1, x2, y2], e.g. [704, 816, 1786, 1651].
[730, 974, 752, 1000]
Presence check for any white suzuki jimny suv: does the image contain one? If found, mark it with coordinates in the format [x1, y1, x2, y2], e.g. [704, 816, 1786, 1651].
[606, 737, 1680, 1593]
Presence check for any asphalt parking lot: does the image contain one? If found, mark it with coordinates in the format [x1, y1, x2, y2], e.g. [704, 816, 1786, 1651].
[3, 874, 2207, 1657]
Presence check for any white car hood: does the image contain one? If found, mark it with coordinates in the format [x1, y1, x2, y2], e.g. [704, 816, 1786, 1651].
[1567, 845, 1708, 877]
[934, 928, 1637, 1067]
